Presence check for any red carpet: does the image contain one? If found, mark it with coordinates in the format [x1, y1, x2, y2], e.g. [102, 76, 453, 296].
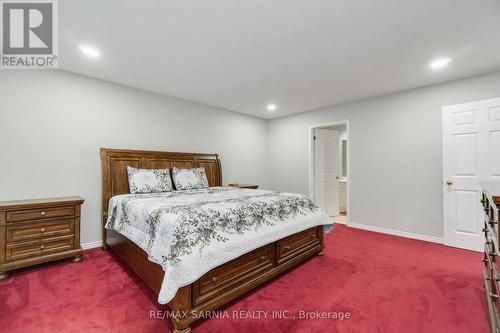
[0, 225, 488, 333]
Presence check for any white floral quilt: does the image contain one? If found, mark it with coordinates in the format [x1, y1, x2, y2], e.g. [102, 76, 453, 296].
[106, 186, 331, 304]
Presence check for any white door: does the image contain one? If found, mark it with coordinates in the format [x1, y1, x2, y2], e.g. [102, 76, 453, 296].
[442, 97, 500, 251]
[314, 128, 340, 216]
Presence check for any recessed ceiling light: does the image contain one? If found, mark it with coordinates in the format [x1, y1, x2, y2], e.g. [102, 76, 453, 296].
[79, 45, 100, 58]
[267, 104, 277, 111]
[430, 57, 452, 70]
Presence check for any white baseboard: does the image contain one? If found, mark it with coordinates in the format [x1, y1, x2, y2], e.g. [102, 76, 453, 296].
[81, 224, 442, 250]
[81, 240, 103, 250]
[347, 222, 443, 244]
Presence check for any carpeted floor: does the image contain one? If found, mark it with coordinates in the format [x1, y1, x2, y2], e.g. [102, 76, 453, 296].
[0, 225, 489, 333]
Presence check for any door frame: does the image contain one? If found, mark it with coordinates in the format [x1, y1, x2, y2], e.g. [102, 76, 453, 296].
[308, 120, 351, 224]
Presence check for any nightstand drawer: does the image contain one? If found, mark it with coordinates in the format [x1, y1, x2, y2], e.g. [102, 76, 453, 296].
[6, 236, 75, 261]
[6, 218, 74, 243]
[228, 184, 259, 189]
[6, 206, 75, 223]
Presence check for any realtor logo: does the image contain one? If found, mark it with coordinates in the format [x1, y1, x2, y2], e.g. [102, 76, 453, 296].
[1, 0, 58, 69]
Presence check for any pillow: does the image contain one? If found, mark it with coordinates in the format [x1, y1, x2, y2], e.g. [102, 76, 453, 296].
[127, 166, 173, 194]
[172, 167, 209, 190]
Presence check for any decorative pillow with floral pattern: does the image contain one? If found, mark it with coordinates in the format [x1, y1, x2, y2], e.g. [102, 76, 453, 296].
[127, 166, 173, 194]
[172, 167, 209, 190]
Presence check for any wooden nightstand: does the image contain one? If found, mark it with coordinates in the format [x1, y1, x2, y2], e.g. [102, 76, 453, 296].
[228, 184, 259, 189]
[0, 196, 84, 280]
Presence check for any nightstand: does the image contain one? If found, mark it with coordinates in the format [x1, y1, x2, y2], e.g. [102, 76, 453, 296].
[0, 196, 84, 280]
[228, 184, 259, 189]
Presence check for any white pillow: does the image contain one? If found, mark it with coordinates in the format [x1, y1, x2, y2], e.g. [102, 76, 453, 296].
[172, 167, 209, 190]
[127, 166, 173, 194]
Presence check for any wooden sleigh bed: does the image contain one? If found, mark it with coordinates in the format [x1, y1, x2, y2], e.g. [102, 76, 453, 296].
[100, 148, 324, 333]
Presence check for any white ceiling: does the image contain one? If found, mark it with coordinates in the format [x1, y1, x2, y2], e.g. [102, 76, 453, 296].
[60, 0, 500, 119]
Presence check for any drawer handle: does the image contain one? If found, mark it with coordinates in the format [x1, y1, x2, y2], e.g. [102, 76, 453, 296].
[310, 234, 316, 239]
[40, 245, 45, 250]
[211, 277, 217, 283]
[258, 255, 267, 262]
[40, 211, 46, 216]
[40, 228, 46, 233]
[284, 246, 291, 251]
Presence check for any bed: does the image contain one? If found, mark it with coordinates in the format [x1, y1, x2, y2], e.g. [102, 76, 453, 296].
[100, 148, 331, 333]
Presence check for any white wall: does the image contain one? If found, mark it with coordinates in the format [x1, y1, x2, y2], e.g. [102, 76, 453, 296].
[0, 70, 268, 245]
[2, 69, 500, 244]
[268, 70, 500, 239]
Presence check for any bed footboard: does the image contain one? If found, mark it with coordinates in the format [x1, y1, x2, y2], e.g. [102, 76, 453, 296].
[105, 224, 324, 333]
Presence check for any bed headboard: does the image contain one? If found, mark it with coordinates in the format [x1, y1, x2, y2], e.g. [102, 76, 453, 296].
[100, 148, 222, 216]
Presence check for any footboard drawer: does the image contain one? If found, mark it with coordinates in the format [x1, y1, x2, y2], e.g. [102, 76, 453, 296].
[192, 244, 275, 306]
[277, 228, 321, 264]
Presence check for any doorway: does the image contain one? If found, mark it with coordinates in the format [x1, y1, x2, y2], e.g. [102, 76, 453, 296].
[309, 121, 350, 225]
